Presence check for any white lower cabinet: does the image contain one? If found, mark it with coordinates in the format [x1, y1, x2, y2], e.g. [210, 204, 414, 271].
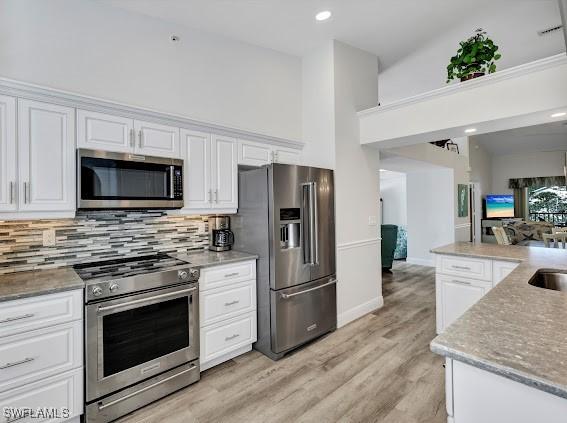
[199, 260, 257, 371]
[0, 369, 82, 423]
[437, 275, 491, 334]
[0, 290, 83, 422]
[435, 254, 520, 333]
[493, 260, 520, 285]
[445, 358, 567, 423]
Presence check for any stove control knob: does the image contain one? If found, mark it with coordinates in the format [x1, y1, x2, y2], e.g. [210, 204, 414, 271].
[92, 286, 103, 297]
[178, 270, 189, 280]
[190, 269, 199, 279]
[109, 283, 120, 293]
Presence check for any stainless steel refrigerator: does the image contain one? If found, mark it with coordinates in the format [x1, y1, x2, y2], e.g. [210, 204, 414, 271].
[234, 164, 336, 360]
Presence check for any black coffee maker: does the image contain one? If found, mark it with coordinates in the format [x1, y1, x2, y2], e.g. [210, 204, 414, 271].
[208, 216, 234, 252]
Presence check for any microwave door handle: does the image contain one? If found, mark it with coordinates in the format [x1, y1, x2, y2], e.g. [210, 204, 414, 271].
[169, 165, 175, 199]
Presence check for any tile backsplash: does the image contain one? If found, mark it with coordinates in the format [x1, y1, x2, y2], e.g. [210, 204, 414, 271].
[0, 211, 209, 275]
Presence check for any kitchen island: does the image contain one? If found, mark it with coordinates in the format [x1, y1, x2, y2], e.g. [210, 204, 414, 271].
[430, 242, 567, 423]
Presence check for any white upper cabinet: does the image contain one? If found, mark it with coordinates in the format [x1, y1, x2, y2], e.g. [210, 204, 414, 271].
[181, 131, 237, 213]
[237, 139, 302, 167]
[77, 110, 180, 158]
[273, 146, 302, 165]
[238, 139, 272, 167]
[211, 135, 238, 209]
[134, 120, 180, 158]
[77, 110, 133, 153]
[18, 100, 75, 212]
[182, 129, 212, 210]
[0, 95, 16, 212]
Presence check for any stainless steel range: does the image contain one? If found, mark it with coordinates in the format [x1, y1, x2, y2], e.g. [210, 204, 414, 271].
[74, 254, 200, 423]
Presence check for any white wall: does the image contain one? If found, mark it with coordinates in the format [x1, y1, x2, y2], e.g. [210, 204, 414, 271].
[492, 151, 566, 194]
[469, 137, 492, 242]
[406, 169, 455, 266]
[379, 2, 565, 104]
[380, 171, 407, 226]
[301, 43, 336, 169]
[333, 41, 382, 327]
[0, 0, 302, 141]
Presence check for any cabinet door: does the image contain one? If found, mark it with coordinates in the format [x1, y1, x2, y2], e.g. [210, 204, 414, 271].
[134, 120, 180, 158]
[493, 260, 519, 285]
[0, 95, 16, 212]
[211, 135, 238, 209]
[274, 146, 302, 165]
[77, 109, 133, 153]
[237, 139, 272, 166]
[18, 100, 75, 212]
[182, 129, 212, 210]
[439, 274, 490, 331]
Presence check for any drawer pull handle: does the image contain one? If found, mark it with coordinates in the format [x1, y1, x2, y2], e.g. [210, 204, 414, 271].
[451, 280, 471, 286]
[224, 300, 240, 306]
[224, 272, 239, 278]
[0, 313, 34, 324]
[225, 334, 240, 341]
[451, 265, 471, 271]
[0, 357, 35, 370]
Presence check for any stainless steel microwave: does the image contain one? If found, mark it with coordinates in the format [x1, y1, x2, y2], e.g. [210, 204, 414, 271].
[77, 149, 184, 209]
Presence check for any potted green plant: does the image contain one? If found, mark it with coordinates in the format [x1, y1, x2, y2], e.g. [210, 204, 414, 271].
[447, 29, 501, 83]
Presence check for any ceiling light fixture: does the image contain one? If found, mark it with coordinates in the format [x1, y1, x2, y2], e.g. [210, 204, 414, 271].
[315, 10, 332, 21]
[551, 112, 566, 118]
[464, 128, 477, 133]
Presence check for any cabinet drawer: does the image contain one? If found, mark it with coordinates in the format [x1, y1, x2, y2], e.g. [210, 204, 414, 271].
[0, 321, 82, 393]
[200, 261, 256, 291]
[0, 290, 82, 339]
[0, 368, 83, 423]
[436, 255, 492, 282]
[201, 281, 256, 326]
[493, 260, 520, 285]
[200, 312, 256, 364]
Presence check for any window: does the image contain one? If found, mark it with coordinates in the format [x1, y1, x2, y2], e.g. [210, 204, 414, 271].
[528, 185, 567, 225]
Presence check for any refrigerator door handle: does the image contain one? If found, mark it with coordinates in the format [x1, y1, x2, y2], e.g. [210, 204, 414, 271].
[280, 278, 337, 299]
[302, 182, 317, 265]
[311, 181, 319, 265]
[302, 183, 311, 265]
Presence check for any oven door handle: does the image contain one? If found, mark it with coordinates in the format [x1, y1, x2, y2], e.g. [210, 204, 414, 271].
[97, 287, 197, 313]
[98, 364, 197, 410]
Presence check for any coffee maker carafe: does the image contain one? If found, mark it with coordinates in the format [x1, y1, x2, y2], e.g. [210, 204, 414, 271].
[209, 216, 234, 252]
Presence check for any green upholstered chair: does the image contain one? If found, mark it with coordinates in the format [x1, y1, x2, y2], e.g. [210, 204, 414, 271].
[381, 225, 398, 271]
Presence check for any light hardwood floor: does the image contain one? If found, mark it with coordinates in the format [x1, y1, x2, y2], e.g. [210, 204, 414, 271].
[118, 262, 445, 423]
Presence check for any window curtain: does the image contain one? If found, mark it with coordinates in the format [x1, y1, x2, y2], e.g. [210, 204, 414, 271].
[508, 176, 566, 189]
[513, 187, 529, 220]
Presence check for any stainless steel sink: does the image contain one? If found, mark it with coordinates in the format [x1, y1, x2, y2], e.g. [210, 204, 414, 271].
[529, 270, 567, 292]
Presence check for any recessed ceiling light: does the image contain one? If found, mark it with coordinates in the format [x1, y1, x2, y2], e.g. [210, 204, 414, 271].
[315, 10, 332, 21]
[464, 128, 477, 133]
[551, 112, 566, 118]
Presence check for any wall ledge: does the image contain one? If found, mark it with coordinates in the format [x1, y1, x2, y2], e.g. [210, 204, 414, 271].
[0, 76, 304, 150]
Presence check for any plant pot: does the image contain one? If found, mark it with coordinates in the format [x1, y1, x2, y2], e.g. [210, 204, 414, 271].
[460, 72, 485, 82]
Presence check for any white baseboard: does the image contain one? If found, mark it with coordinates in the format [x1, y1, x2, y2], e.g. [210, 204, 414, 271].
[406, 257, 434, 267]
[337, 296, 384, 328]
[200, 344, 252, 371]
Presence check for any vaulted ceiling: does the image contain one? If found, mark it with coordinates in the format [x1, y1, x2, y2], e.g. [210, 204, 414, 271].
[98, 0, 561, 69]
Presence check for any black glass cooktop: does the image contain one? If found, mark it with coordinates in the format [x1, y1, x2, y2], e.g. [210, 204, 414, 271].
[73, 254, 188, 281]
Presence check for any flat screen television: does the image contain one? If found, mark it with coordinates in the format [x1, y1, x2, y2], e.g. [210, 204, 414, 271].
[485, 194, 515, 218]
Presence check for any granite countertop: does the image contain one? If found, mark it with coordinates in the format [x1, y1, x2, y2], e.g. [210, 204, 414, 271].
[0, 250, 257, 303]
[430, 242, 567, 399]
[0, 267, 84, 303]
[174, 249, 258, 268]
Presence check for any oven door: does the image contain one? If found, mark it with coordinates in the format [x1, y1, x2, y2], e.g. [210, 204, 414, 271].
[78, 149, 184, 209]
[85, 284, 198, 402]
